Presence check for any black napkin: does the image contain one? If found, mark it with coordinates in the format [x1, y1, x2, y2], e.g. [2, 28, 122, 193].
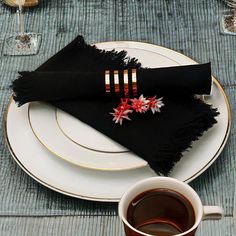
[13, 63, 211, 105]
[12, 36, 219, 175]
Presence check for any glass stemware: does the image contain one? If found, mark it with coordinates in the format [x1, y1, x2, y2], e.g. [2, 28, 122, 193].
[3, 0, 38, 7]
[221, 0, 236, 35]
[4, 0, 41, 55]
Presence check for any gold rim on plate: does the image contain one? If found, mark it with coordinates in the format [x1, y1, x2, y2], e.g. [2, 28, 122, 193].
[55, 110, 129, 154]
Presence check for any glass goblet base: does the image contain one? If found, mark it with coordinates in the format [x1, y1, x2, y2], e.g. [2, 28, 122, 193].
[4, 32, 41, 56]
[221, 12, 236, 35]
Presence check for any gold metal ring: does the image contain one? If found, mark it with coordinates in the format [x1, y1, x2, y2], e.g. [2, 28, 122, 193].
[105, 70, 110, 94]
[132, 68, 137, 96]
[123, 69, 129, 97]
[114, 70, 119, 95]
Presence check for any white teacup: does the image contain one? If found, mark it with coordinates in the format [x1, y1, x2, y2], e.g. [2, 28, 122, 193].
[119, 177, 223, 236]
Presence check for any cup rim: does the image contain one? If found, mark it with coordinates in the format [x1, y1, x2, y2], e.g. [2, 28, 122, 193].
[118, 177, 203, 236]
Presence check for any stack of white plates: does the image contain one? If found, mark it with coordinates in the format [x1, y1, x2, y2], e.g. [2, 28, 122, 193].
[4, 42, 231, 202]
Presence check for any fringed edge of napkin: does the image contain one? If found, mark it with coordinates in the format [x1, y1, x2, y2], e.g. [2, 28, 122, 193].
[11, 36, 142, 106]
[75, 36, 142, 70]
[149, 98, 219, 175]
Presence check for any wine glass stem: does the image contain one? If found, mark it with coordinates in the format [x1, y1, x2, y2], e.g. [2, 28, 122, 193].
[17, 6, 25, 35]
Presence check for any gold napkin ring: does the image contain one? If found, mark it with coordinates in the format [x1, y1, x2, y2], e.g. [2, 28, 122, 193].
[123, 69, 129, 97]
[105, 70, 110, 94]
[114, 70, 120, 95]
[105, 69, 138, 97]
[132, 69, 137, 96]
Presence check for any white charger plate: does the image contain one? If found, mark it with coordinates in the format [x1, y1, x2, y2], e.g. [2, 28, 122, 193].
[4, 41, 231, 201]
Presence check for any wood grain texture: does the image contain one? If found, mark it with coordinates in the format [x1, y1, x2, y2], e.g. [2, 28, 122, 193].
[0, 216, 234, 236]
[0, 0, 235, 86]
[0, 0, 235, 235]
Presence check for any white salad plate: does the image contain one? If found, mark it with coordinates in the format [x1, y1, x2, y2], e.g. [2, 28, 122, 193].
[4, 41, 231, 201]
[28, 102, 146, 171]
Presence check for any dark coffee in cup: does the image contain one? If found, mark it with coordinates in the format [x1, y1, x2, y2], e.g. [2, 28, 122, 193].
[127, 188, 195, 236]
[119, 177, 223, 236]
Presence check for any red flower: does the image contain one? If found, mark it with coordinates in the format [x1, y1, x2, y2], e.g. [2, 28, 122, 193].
[110, 95, 164, 125]
[130, 95, 149, 113]
[148, 96, 164, 114]
[110, 98, 133, 125]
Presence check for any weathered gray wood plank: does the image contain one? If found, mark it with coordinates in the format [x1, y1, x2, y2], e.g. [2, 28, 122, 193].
[0, 216, 234, 236]
[0, 0, 235, 86]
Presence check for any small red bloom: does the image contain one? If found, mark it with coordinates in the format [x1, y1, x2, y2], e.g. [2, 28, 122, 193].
[110, 95, 164, 125]
[130, 95, 149, 113]
[148, 96, 164, 114]
[110, 98, 133, 125]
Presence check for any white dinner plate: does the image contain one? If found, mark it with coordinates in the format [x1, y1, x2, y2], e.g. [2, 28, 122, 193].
[4, 41, 231, 201]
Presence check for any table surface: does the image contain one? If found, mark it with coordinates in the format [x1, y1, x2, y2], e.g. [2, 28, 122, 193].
[0, 1, 235, 235]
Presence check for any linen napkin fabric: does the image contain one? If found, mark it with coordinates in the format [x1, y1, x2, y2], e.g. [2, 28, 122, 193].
[12, 36, 219, 175]
[13, 63, 211, 105]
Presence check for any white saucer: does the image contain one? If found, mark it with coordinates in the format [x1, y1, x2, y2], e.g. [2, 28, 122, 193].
[4, 41, 231, 201]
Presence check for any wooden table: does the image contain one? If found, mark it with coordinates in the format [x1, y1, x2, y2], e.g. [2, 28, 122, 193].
[0, 1, 235, 235]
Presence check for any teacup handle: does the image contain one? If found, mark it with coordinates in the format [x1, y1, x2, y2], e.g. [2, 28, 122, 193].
[203, 206, 223, 220]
